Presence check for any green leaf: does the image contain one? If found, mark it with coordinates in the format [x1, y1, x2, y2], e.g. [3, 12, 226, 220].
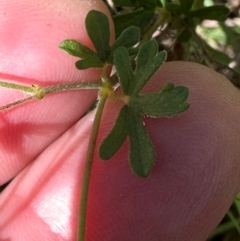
[113, 10, 155, 38]
[133, 40, 167, 94]
[113, 47, 134, 95]
[179, 0, 194, 13]
[85, 10, 111, 62]
[112, 0, 135, 7]
[136, 0, 159, 10]
[177, 29, 192, 43]
[203, 42, 232, 66]
[187, 5, 229, 21]
[58, 39, 98, 59]
[165, 3, 183, 15]
[108, 26, 140, 63]
[127, 108, 155, 177]
[59, 39, 104, 69]
[113, 0, 161, 8]
[75, 57, 104, 69]
[111, 26, 140, 52]
[130, 83, 190, 117]
[99, 105, 128, 160]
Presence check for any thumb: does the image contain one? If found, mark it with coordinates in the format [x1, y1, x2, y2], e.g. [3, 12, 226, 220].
[0, 0, 114, 184]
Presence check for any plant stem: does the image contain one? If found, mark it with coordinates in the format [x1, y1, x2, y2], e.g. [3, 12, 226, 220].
[227, 210, 240, 235]
[77, 89, 108, 241]
[44, 81, 102, 94]
[141, 8, 170, 45]
[0, 80, 102, 111]
[0, 96, 37, 110]
[0, 81, 34, 93]
[209, 217, 240, 238]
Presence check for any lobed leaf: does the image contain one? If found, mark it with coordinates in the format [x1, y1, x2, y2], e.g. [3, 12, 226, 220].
[130, 84, 190, 117]
[99, 105, 128, 160]
[85, 10, 111, 62]
[113, 47, 134, 95]
[127, 108, 155, 177]
[133, 40, 167, 94]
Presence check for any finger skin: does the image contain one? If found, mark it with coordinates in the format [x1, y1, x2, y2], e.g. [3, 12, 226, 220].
[0, 0, 114, 184]
[1, 61, 240, 241]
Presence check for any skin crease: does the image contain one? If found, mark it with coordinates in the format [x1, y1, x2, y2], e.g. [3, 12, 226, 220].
[0, 1, 240, 241]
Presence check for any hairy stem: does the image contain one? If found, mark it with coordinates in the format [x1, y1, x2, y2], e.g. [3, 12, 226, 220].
[0, 81, 35, 93]
[0, 80, 102, 111]
[44, 81, 102, 94]
[77, 88, 108, 241]
[0, 96, 37, 110]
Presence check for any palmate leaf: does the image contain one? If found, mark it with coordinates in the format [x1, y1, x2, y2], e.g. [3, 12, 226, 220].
[130, 83, 190, 117]
[113, 41, 167, 96]
[99, 104, 155, 177]
[102, 41, 189, 178]
[60, 11, 141, 69]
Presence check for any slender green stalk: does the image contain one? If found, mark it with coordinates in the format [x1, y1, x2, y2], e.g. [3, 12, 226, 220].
[0, 80, 102, 111]
[141, 9, 170, 45]
[77, 88, 108, 241]
[209, 217, 240, 238]
[0, 81, 34, 93]
[44, 81, 102, 94]
[227, 211, 240, 235]
[0, 96, 36, 110]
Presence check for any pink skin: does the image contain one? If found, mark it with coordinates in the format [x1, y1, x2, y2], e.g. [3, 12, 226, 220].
[0, 0, 240, 240]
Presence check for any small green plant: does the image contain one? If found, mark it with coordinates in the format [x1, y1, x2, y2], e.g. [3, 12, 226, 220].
[0, 9, 189, 241]
[1, 0, 239, 239]
[59, 10, 189, 240]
